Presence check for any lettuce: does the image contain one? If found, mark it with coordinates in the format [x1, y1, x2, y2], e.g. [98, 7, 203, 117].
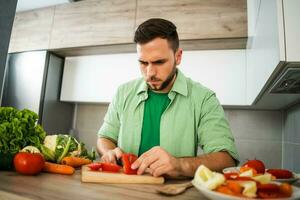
[0, 107, 46, 155]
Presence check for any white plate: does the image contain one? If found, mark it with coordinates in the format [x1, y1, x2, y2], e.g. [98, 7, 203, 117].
[192, 180, 300, 200]
[223, 167, 300, 184]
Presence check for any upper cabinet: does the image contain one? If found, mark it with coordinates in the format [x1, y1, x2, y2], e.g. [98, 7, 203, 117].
[136, 0, 247, 40]
[246, 0, 300, 109]
[283, 0, 300, 62]
[8, 7, 55, 53]
[49, 0, 136, 49]
[60, 50, 246, 106]
[9, 0, 247, 55]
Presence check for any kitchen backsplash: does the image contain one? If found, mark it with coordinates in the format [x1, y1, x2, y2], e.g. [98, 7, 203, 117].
[283, 103, 300, 172]
[73, 104, 284, 168]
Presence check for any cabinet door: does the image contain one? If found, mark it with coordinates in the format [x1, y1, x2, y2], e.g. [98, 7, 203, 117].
[8, 7, 54, 53]
[49, 0, 136, 49]
[180, 50, 246, 106]
[246, 0, 283, 104]
[61, 50, 246, 106]
[283, 0, 300, 62]
[60, 54, 140, 103]
[136, 0, 247, 40]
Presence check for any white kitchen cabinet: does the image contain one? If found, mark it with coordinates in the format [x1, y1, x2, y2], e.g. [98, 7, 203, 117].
[61, 50, 246, 106]
[180, 50, 246, 106]
[284, 0, 300, 62]
[246, 0, 300, 107]
[246, 0, 282, 105]
[60, 54, 140, 103]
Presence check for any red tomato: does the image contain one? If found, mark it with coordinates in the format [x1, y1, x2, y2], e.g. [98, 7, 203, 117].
[242, 159, 265, 174]
[101, 163, 121, 172]
[266, 169, 293, 179]
[14, 152, 45, 175]
[88, 162, 102, 171]
[121, 153, 138, 175]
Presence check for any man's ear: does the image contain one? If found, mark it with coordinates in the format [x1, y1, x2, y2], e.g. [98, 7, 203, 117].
[175, 48, 183, 65]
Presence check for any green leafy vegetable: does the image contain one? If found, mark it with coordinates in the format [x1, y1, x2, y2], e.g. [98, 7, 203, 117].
[0, 107, 46, 155]
[41, 134, 95, 163]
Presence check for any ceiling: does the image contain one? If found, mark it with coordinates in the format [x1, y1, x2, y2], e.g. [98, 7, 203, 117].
[16, 0, 70, 12]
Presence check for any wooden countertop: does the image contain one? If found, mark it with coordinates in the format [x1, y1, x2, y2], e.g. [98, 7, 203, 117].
[0, 169, 207, 200]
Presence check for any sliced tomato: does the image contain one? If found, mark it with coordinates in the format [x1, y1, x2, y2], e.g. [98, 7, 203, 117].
[88, 162, 102, 171]
[257, 191, 281, 199]
[101, 162, 121, 172]
[266, 169, 293, 179]
[257, 183, 280, 193]
[121, 153, 138, 175]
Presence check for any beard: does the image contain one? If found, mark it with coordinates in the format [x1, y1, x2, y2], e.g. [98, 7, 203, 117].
[147, 62, 177, 92]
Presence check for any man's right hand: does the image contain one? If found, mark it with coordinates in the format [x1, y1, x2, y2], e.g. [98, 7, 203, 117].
[100, 147, 123, 164]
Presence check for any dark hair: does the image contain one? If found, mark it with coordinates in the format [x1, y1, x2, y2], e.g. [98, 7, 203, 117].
[134, 18, 179, 52]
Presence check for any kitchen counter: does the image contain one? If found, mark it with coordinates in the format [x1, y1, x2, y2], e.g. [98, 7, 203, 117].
[0, 169, 206, 200]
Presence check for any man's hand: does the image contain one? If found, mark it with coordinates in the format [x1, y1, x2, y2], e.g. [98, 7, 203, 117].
[131, 146, 181, 177]
[100, 147, 123, 164]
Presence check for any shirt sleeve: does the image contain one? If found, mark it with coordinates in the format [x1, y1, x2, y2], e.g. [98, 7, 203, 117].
[97, 87, 121, 142]
[197, 91, 240, 164]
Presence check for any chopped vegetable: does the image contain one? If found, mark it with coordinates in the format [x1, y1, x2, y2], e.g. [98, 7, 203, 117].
[88, 162, 102, 171]
[192, 165, 225, 190]
[61, 156, 92, 168]
[101, 163, 121, 172]
[121, 153, 138, 175]
[87, 162, 121, 173]
[43, 162, 75, 175]
[266, 169, 293, 179]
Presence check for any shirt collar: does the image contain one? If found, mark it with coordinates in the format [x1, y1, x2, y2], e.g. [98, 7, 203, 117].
[136, 69, 188, 97]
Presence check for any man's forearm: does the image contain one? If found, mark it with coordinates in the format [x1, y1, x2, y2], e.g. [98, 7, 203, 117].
[96, 137, 117, 156]
[178, 151, 236, 177]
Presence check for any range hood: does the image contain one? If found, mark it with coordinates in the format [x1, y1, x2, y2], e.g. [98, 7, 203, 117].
[270, 63, 300, 94]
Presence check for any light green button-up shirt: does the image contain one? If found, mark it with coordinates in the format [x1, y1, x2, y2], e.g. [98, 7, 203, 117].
[98, 70, 239, 162]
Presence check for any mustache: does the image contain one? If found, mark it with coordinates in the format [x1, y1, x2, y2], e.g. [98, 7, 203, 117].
[146, 76, 161, 82]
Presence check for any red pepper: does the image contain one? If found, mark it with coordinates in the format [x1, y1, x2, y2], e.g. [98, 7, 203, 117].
[266, 169, 293, 179]
[224, 172, 239, 180]
[88, 162, 102, 171]
[121, 153, 138, 175]
[88, 162, 121, 172]
[101, 162, 121, 172]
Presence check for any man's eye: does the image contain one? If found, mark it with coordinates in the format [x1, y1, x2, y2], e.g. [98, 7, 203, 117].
[139, 61, 147, 65]
[154, 60, 166, 65]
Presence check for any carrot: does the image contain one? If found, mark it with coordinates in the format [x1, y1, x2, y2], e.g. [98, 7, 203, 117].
[226, 180, 243, 195]
[43, 162, 75, 175]
[61, 156, 92, 168]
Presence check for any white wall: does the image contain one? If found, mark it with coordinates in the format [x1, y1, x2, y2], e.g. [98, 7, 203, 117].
[61, 50, 246, 105]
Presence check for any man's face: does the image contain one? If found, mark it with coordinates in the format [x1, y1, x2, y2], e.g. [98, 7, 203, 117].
[137, 38, 182, 93]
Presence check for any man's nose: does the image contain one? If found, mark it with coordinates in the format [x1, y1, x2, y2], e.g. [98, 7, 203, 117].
[146, 64, 156, 77]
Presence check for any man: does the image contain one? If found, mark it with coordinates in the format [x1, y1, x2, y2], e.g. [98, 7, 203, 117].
[97, 18, 239, 178]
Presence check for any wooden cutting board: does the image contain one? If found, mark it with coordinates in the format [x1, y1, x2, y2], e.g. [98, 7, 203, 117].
[81, 165, 164, 184]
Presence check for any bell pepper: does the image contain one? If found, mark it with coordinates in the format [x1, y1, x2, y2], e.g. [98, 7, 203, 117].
[101, 162, 121, 172]
[121, 153, 138, 175]
[88, 162, 121, 172]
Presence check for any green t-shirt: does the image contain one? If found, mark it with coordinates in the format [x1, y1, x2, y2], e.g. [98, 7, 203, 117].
[138, 90, 171, 156]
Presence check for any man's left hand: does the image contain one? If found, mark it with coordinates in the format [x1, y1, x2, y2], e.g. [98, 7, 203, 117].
[131, 146, 181, 177]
